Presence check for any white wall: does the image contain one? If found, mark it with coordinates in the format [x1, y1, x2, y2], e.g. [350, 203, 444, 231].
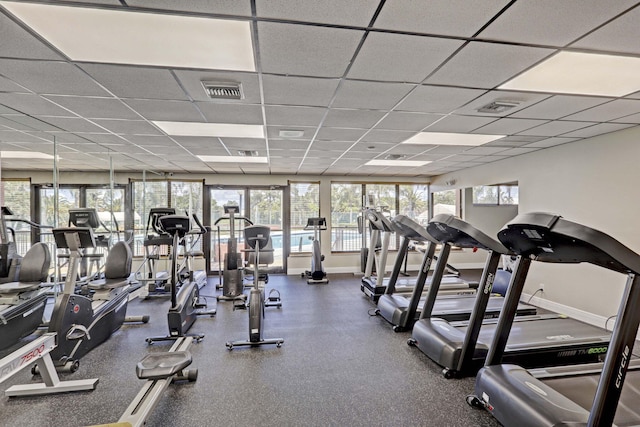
[431, 125, 640, 322]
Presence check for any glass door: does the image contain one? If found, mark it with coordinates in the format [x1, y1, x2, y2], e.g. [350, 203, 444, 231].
[249, 188, 284, 272]
[209, 187, 247, 274]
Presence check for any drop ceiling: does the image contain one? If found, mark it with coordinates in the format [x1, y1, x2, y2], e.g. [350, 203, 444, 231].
[0, 0, 639, 177]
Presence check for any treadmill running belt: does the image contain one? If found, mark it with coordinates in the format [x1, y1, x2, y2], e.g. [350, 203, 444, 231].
[544, 370, 640, 426]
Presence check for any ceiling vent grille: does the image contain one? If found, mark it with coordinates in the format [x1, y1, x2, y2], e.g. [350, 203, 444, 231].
[238, 150, 259, 157]
[201, 81, 243, 100]
[477, 100, 521, 114]
[385, 154, 406, 160]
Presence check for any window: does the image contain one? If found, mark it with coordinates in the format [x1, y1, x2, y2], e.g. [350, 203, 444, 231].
[330, 183, 362, 252]
[473, 184, 519, 206]
[132, 180, 203, 256]
[1, 179, 32, 255]
[290, 182, 319, 254]
[433, 189, 459, 217]
[365, 183, 397, 250]
[399, 184, 429, 226]
[86, 187, 125, 238]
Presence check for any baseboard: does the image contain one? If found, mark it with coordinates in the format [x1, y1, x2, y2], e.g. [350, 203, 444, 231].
[523, 292, 640, 341]
[288, 262, 486, 276]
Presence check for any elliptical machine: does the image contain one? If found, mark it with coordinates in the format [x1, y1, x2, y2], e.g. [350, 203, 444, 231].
[147, 214, 215, 344]
[303, 217, 328, 284]
[226, 225, 283, 350]
[215, 205, 253, 301]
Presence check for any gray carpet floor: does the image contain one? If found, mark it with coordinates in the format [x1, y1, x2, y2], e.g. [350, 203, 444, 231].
[0, 274, 500, 427]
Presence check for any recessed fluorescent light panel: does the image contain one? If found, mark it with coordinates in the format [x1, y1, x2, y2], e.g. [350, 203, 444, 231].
[1, 151, 54, 159]
[198, 155, 267, 163]
[365, 159, 430, 167]
[402, 132, 504, 146]
[153, 122, 265, 138]
[0, 1, 255, 71]
[500, 51, 640, 97]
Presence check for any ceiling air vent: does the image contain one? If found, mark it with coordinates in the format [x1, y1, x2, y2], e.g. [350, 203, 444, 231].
[238, 150, 259, 157]
[384, 154, 406, 160]
[201, 81, 243, 100]
[477, 100, 521, 114]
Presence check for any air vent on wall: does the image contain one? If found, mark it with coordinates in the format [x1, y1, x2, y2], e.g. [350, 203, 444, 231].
[477, 100, 521, 114]
[201, 81, 243, 100]
[238, 150, 259, 157]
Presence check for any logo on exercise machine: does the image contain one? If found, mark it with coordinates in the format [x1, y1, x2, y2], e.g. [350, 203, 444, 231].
[616, 345, 630, 388]
[73, 304, 80, 314]
[483, 273, 494, 294]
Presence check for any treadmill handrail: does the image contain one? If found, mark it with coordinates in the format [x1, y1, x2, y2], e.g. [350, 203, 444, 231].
[498, 212, 640, 274]
[427, 214, 512, 254]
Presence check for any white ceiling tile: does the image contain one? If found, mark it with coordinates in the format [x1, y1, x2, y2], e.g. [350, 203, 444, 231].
[340, 150, 380, 160]
[524, 137, 580, 148]
[324, 109, 386, 128]
[123, 99, 202, 121]
[0, 93, 75, 116]
[374, 0, 510, 37]
[510, 95, 613, 120]
[45, 95, 140, 119]
[264, 106, 327, 127]
[197, 102, 264, 124]
[316, 127, 367, 142]
[92, 119, 163, 135]
[308, 140, 356, 151]
[37, 116, 106, 133]
[332, 80, 413, 110]
[124, 135, 176, 146]
[375, 112, 442, 131]
[560, 123, 636, 138]
[0, 12, 63, 60]
[462, 146, 509, 155]
[360, 129, 416, 143]
[496, 147, 543, 156]
[518, 120, 594, 136]
[473, 118, 548, 135]
[262, 75, 340, 107]
[0, 59, 110, 96]
[305, 150, 344, 159]
[426, 41, 553, 89]
[613, 112, 640, 124]
[81, 63, 189, 100]
[571, 6, 640, 55]
[256, 0, 379, 26]
[348, 33, 463, 82]
[269, 139, 311, 150]
[396, 86, 486, 114]
[0, 129, 50, 143]
[479, 0, 638, 46]
[258, 22, 364, 77]
[423, 115, 497, 133]
[563, 99, 640, 122]
[2, 115, 58, 131]
[125, 0, 252, 16]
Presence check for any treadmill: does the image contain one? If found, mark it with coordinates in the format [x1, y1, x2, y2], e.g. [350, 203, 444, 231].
[469, 212, 640, 426]
[362, 214, 471, 302]
[380, 214, 534, 332]
[410, 213, 609, 378]
[360, 209, 395, 300]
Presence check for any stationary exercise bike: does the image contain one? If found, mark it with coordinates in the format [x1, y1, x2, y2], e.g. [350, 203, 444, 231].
[303, 217, 328, 284]
[226, 225, 283, 350]
[147, 214, 215, 344]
